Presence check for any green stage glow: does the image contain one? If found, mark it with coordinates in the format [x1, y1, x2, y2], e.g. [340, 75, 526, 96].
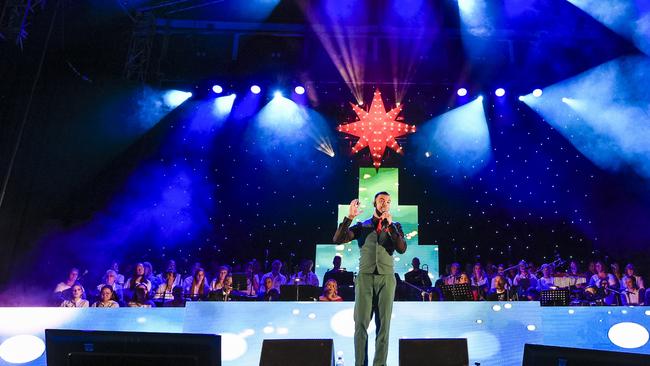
[315, 167, 439, 283]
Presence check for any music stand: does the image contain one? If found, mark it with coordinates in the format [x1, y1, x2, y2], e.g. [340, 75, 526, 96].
[279, 285, 321, 301]
[540, 289, 570, 306]
[441, 283, 473, 301]
[230, 273, 248, 292]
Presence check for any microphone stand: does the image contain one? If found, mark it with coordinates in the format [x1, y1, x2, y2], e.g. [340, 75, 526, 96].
[401, 280, 429, 301]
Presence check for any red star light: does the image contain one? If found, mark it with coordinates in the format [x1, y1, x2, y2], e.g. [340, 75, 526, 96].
[338, 89, 416, 168]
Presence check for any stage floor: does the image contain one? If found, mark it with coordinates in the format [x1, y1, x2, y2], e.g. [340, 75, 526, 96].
[1, 302, 650, 365]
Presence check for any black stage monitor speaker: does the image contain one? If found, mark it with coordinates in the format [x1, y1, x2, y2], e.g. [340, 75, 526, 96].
[260, 339, 335, 366]
[399, 338, 469, 366]
[522, 343, 650, 366]
[45, 329, 220, 366]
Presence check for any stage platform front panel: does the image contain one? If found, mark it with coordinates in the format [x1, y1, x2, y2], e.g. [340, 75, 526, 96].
[1, 303, 650, 365]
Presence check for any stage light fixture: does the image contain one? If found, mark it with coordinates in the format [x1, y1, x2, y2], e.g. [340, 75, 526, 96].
[533, 89, 543, 97]
[212, 85, 223, 94]
[457, 88, 468, 97]
[518, 96, 524, 101]
[273, 90, 283, 99]
[561, 97, 569, 103]
[477, 95, 484, 102]
[495, 88, 505, 97]
[295, 86, 305, 95]
[251, 85, 261, 94]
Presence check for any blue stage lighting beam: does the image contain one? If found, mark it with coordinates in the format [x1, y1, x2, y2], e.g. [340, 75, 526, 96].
[412, 97, 491, 176]
[521, 55, 650, 179]
[163, 90, 192, 108]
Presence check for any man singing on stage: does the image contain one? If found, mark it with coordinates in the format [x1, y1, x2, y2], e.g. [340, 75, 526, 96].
[333, 191, 407, 366]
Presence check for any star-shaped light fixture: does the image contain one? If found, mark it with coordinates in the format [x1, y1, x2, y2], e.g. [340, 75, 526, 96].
[338, 89, 416, 168]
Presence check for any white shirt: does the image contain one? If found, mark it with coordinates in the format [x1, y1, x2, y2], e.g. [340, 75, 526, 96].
[260, 272, 287, 293]
[290, 271, 319, 287]
[92, 300, 119, 308]
[60, 299, 89, 308]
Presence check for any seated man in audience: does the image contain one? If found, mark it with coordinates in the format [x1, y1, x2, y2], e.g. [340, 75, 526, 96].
[143, 262, 161, 293]
[289, 259, 319, 287]
[260, 259, 287, 294]
[319, 279, 343, 301]
[621, 276, 644, 306]
[92, 285, 120, 308]
[537, 264, 555, 291]
[212, 274, 234, 301]
[166, 286, 186, 307]
[621, 264, 645, 290]
[157, 259, 182, 288]
[258, 277, 280, 301]
[405, 257, 432, 290]
[323, 255, 344, 284]
[487, 275, 511, 301]
[97, 269, 123, 303]
[109, 260, 125, 286]
[442, 263, 461, 285]
[60, 284, 89, 308]
[53, 267, 80, 303]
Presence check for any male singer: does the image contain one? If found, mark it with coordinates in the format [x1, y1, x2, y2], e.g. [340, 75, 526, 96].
[333, 191, 407, 366]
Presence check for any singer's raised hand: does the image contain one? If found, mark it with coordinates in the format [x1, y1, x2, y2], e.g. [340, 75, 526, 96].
[348, 199, 362, 219]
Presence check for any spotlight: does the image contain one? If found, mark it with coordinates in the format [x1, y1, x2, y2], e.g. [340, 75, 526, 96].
[457, 88, 468, 97]
[561, 97, 569, 103]
[212, 85, 223, 94]
[294, 86, 305, 95]
[477, 95, 484, 102]
[251, 85, 261, 94]
[518, 96, 524, 101]
[273, 90, 283, 99]
[495, 88, 505, 97]
[532, 88, 543, 97]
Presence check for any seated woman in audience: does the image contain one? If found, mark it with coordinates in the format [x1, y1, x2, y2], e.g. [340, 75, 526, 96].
[487, 275, 511, 301]
[124, 263, 152, 299]
[60, 284, 89, 308]
[566, 261, 587, 288]
[209, 266, 230, 292]
[185, 267, 209, 301]
[213, 274, 234, 301]
[457, 272, 477, 301]
[153, 270, 178, 305]
[258, 277, 280, 301]
[610, 262, 623, 283]
[621, 276, 645, 306]
[319, 279, 343, 301]
[588, 261, 617, 288]
[621, 264, 645, 290]
[470, 263, 489, 300]
[127, 283, 155, 307]
[537, 264, 555, 291]
[92, 285, 120, 308]
[97, 269, 123, 303]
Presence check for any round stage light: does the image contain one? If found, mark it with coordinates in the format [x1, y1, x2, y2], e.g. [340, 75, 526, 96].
[0, 335, 46, 364]
[608, 322, 649, 349]
[495, 88, 505, 97]
[561, 97, 569, 103]
[212, 85, 223, 94]
[518, 96, 524, 101]
[250, 85, 261, 94]
[477, 95, 484, 102]
[295, 86, 305, 95]
[273, 90, 283, 98]
[532, 88, 543, 97]
[457, 88, 467, 97]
